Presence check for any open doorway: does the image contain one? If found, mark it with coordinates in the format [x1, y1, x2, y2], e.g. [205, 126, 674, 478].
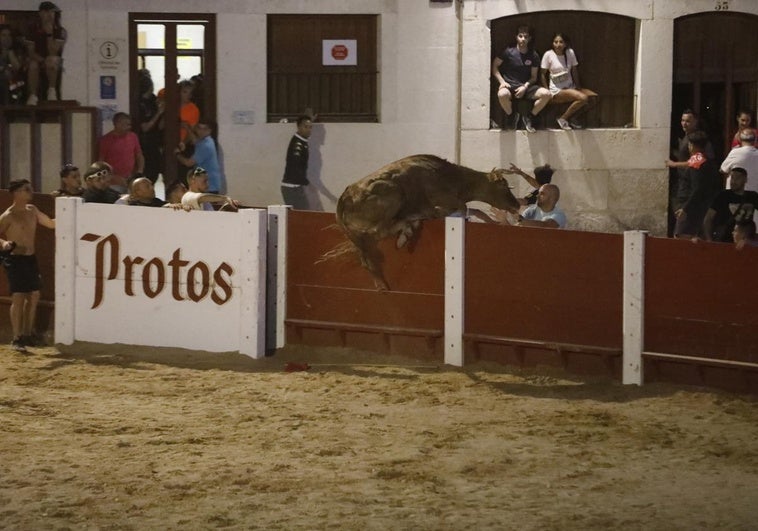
[668, 11, 758, 236]
[128, 13, 216, 187]
[671, 12, 758, 162]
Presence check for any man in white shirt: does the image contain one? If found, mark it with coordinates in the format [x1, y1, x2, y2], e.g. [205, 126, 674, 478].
[181, 167, 240, 211]
[722, 128, 758, 191]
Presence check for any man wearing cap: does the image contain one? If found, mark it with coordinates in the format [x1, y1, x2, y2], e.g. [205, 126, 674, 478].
[721, 128, 758, 193]
[0, 179, 55, 352]
[24, 1, 67, 105]
[82, 162, 122, 204]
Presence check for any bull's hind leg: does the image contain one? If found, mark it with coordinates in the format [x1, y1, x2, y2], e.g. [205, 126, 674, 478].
[353, 234, 390, 291]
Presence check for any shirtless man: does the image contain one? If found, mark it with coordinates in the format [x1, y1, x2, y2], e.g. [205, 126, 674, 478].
[0, 179, 55, 352]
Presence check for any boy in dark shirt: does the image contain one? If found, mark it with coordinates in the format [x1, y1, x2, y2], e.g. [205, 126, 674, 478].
[703, 167, 758, 242]
[280, 115, 313, 210]
[491, 25, 552, 132]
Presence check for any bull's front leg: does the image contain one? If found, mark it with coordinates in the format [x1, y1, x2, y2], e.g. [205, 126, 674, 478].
[395, 220, 421, 249]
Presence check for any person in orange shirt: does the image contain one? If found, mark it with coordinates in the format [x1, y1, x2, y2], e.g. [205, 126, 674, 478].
[178, 80, 199, 143]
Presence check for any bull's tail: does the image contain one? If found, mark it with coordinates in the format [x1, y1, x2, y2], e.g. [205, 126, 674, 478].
[316, 219, 358, 264]
[316, 238, 358, 264]
[316, 226, 389, 291]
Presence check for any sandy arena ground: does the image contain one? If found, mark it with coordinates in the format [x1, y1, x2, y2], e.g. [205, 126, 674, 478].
[1, 342, 757, 530]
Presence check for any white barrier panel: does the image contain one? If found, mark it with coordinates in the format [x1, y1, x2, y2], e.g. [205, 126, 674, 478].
[266, 205, 290, 350]
[444, 216, 465, 367]
[55, 198, 267, 358]
[622, 230, 646, 385]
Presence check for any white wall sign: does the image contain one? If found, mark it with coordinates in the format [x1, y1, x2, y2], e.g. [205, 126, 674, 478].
[91, 38, 126, 72]
[55, 199, 267, 358]
[322, 39, 357, 66]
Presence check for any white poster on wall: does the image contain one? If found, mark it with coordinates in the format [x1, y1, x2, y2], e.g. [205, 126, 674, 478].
[322, 39, 357, 66]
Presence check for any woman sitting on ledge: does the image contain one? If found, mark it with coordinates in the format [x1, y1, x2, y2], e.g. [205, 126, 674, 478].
[540, 32, 597, 130]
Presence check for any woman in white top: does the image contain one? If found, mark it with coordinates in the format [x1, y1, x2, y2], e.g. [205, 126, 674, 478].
[540, 33, 597, 130]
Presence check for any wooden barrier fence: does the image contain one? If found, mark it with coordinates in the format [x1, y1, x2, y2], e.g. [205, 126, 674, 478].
[284, 210, 445, 358]
[1, 200, 756, 394]
[283, 210, 758, 394]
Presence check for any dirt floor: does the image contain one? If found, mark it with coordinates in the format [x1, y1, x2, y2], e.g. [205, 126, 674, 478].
[1, 342, 757, 530]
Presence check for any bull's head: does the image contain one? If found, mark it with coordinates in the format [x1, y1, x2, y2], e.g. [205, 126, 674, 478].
[485, 168, 521, 213]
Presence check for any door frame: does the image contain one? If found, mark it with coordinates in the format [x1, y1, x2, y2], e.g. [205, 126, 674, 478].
[128, 12, 216, 185]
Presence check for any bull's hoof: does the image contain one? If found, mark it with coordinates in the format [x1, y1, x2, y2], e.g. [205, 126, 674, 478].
[374, 278, 390, 291]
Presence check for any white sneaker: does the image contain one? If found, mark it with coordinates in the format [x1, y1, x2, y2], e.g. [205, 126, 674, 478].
[47, 88, 57, 101]
[26, 94, 38, 105]
[557, 117, 571, 130]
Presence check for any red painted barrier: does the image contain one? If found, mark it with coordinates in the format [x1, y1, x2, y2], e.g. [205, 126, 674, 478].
[463, 223, 623, 376]
[643, 236, 758, 390]
[285, 211, 758, 393]
[285, 210, 445, 358]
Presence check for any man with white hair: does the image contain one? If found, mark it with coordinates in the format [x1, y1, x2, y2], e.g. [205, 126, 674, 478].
[721, 128, 758, 192]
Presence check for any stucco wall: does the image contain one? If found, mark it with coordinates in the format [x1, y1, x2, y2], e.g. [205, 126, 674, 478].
[2, 0, 757, 235]
[460, 0, 758, 234]
[0, 0, 460, 211]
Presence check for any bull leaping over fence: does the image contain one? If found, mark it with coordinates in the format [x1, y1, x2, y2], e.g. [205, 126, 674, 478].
[320, 154, 521, 290]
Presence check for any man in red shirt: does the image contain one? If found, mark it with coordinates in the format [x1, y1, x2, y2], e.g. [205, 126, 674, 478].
[98, 112, 144, 193]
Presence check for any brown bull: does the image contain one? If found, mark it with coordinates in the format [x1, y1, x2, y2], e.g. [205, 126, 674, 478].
[323, 154, 521, 290]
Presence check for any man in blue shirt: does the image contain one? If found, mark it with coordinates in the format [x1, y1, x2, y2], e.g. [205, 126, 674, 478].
[175, 120, 224, 193]
[518, 184, 567, 228]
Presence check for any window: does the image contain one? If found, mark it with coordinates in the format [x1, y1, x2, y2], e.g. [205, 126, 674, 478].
[490, 11, 636, 129]
[267, 15, 378, 123]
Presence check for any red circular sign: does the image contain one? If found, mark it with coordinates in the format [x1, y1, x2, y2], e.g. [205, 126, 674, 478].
[331, 44, 349, 60]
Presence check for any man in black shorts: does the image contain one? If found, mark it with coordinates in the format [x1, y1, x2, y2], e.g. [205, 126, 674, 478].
[0, 179, 55, 352]
[492, 25, 552, 132]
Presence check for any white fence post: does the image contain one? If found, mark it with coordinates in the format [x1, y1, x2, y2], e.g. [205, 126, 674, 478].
[238, 209, 267, 358]
[266, 205, 290, 350]
[54, 197, 79, 345]
[445, 216, 465, 366]
[623, 230, 647, 385]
